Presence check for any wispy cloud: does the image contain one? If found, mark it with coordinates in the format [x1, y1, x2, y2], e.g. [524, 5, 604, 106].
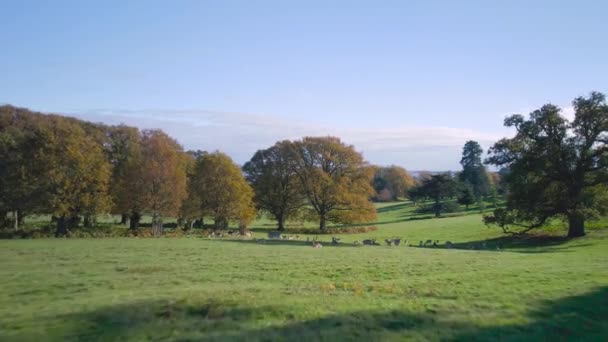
[68, 109, 504, 170]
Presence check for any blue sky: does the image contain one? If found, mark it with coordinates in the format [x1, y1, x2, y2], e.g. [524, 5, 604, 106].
[1, 0, 606, 170]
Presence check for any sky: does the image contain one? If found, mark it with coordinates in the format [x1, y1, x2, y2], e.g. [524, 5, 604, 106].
[1, 0, 606, 170]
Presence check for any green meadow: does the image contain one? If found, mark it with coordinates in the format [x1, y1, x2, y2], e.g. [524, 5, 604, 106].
[1, 202, 607, 341]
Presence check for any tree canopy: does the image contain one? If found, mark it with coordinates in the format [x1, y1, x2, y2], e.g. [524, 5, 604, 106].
[138, 130, 188, 235]
[288, 137, 377, 231]
[372, 165, 415, 201]
[243, 141, 306, 230]
[485, 92, 608, 237]
[459, 140, 490, 199]
[417, 173, 458, 217]
[190, 152, 256, 229]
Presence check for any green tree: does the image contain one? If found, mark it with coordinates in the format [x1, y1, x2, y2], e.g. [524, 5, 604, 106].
[243, 141, 306, 230]
[191, 152, 256, 231]
[418, 174, 458, 217]
[485, 92, 608, 237]
[289, 136, 377, 231]
[459, 140, 490, 199]
[457, 182, 475, 210]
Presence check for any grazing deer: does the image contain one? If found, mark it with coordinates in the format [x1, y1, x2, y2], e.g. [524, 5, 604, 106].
[312, 242, 323, 248]
[363, 239, 376, 246]
[268, 231, 281, 239]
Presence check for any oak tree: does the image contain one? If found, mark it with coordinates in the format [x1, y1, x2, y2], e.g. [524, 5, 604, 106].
[138, 130, 188, 235]
[289, 136, 376, 231]
[243, 141, 306, 230]
[190, 152, 256, 231]
[485, 92, 608, 237]
[372, 165, 415, 201]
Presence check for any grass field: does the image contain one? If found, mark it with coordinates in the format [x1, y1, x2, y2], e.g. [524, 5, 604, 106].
[1, 202, 607, 341]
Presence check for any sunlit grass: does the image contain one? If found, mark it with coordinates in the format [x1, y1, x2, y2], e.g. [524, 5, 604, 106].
[1, 203, 607, 341]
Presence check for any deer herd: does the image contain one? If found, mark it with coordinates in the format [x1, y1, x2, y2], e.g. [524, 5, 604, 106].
[252, 231, 456, 249]
[203, 229, 500, 251]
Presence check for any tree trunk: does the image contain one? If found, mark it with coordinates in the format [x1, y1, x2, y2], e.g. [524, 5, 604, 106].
[0, 210, 7, 228]
[568, 213, 585, 237]
[151, 213, 163, 237]
[177, 217, 185, 230]
[83, 215, 95, 228]
[13, 211, 18, 230]
[277, 214, 285, 231]
[55, 215, 68, 237]
[129, 212, 141, 230]
[17, 210, 24, 226]
[120, 213, 128, 225]
[239, 221, 247, 235]
[68, 215, 80, 229]
[319, 215, 326, 231]
[215, 216, 228, 229]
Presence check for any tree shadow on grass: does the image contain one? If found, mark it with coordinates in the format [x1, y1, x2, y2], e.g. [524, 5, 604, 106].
[445, 234, 595, 254]
[9, 287, 606, 341]
[452, 286, 608, 341]
[376, 202, 413, 213]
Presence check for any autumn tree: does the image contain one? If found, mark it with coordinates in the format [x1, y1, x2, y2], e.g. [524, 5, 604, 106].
[243, 141, 306, 230]
[106, 125, 142, 226]
[190, 152, 255, 231]
[459, 140, 490, 199]
[177, 151, 202, 229]
[372, 165, 415, 201]
[40, 116, 112, 235]
[0, 106, 49, 229]
[288, 136, 376, 231]
[138, 130, 188, 235]
[485, 92, 608, 237]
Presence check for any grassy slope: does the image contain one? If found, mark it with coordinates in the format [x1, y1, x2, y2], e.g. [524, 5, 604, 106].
[1, 203, 607, 341]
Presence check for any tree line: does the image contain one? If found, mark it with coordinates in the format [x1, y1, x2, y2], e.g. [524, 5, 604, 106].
[1, 91, 606, 238]
[0, 107, 378, 234]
